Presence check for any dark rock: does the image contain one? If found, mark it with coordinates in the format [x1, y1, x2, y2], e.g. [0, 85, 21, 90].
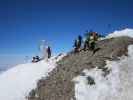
[87, 76, 95, 85]
[28, 89, 36, 99]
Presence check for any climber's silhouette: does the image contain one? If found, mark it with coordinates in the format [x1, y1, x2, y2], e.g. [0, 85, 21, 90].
[47, 46, 51, 58]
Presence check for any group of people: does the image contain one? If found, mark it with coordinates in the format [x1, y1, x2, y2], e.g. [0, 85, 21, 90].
[74, 31, 99, 53]
[32, 56, 40, 63]
[32, 46, 52, 63]
[31, 30, 101, 63]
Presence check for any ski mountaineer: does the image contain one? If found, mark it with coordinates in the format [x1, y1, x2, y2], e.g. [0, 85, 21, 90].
[89, 32, 96, 51]
[90, 40, 96, 50]
[44, 46, 51, 60]
[77, 35, 82, 50]
[73, 35, 83, 53]
[83, 39, 89, 51]
[84, 31, 91, 51]
[47, 46, 51, 59]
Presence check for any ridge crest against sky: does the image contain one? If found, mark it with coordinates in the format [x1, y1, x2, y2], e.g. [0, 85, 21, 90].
[0, 0, 133, 65]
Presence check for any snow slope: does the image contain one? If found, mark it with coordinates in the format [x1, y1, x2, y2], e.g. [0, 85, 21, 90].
[0, 54, 65, 100]
[107, 28, 133, 38]
[73, 28, 133, 100]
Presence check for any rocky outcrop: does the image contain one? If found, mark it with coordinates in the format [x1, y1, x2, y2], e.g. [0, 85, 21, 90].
[28, 36, 133, 100]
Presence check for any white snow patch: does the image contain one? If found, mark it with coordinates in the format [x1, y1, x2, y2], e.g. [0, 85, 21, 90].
[0, 54, 66, 100]
[73, 45, 133, 100]
[107, 28, 133, 38]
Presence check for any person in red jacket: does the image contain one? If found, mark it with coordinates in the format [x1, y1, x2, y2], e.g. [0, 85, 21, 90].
[92, 32, 98, 41]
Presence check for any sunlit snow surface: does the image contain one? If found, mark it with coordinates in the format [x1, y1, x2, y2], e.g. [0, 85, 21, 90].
[73, 45, 133, 100]
[0, 54, 66, 100]
[73, 29, 133, 100]
[107, 28, 133, 38]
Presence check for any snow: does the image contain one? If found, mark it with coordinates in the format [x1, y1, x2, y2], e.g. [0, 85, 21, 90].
[73, 68, 108, 100]
[73, 45, 133, 100]
[73, 46, 133, 100]
[107, 28, 133, 38]
[0, 53, 66, 100]
[73, 28, 133, 100]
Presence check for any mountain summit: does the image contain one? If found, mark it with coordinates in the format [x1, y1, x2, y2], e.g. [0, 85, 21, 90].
[1, 29, 133, 100]
[28, 29, 133, 100]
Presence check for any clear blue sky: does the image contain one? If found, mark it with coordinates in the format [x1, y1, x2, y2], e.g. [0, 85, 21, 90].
[0, 0, 133, 66]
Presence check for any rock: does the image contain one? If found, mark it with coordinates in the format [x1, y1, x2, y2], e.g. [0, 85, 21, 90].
[28, 36, 133, 100]
[28, 89, 36, 99]
[87, 76, 95, 85]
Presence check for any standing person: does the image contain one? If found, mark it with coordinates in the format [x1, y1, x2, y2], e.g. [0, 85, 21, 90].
[73, 39, 78, 53]
[47, 46, 51, 59]
[84, 31, 91, 51]
[89, 32, 96, 51]
[92, 32, 98, 41]
[74, 39, 78, 48]
[78, 35, 82, 48]
[90, 40, 96, 50]
[77, 35, 83, 51]
[83, 39, 89, 51]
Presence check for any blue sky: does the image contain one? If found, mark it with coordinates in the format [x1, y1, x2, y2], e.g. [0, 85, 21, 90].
[0, 0, 133, 66]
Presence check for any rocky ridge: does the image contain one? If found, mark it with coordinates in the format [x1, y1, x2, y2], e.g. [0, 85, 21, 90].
[28, 36, 133, 100]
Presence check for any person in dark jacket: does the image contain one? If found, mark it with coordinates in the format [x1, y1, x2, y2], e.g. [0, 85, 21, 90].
[47, 46, 51, 58]
[77, 35, 82, 49]
[83, 39, 89, 51]
[74, 39, 78, 48]
[90, 41, 96, 50]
